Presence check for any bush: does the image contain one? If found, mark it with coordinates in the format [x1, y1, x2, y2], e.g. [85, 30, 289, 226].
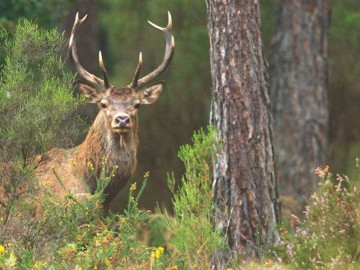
[160, 127, 225, 269]
[0, 19, 84, 235]
[278, 165, 360, 269]
[0, 175, 152, 269]
[0, 19, 83, 165]
[0, 19, 84, 265]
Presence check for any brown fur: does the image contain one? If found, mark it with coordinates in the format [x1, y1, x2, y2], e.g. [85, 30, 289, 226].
[36, 104, 139, 211]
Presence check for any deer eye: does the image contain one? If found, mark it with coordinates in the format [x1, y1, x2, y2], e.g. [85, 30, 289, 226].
[100, 101, 108, 109]
[134, 103, 141, 109]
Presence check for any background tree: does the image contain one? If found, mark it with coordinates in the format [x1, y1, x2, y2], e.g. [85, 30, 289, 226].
[270, 0, 330, 214]
[205, 0, 279, 262]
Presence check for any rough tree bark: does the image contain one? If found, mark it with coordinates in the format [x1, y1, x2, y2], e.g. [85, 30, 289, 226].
[270, 0, 329, 214]
[205, 0, 279, 261]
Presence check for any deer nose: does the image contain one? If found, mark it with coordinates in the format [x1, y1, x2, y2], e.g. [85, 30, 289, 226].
[114, 115, 130, 128]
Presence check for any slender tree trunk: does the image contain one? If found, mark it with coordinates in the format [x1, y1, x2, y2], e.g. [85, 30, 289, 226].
[205, 0, 279, 262]
[270, 0, 329, 214]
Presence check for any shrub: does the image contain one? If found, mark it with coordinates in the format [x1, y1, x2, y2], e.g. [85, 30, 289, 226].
[0, 19, 83, 165]
[52, 177, 152, 270]
[1, 166, 152, 269]
[278, 165, 360, 269]
[0, 19, 84, 266]
[161, 127, 225, 269]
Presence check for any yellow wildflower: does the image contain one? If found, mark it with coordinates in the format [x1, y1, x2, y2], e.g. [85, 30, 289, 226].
[151, 246, 165, 259]
[130, 182, 137, 191]
[144, 171, 150, 178]
[101, 156, 108, 164]
[0, 244, 5, 256]
[264, 260, 274, 268]
[33, 261, 40, 269]
[71, 159, 77, 166]
[87, 161, 94, 171]
[119, 217, 126, 224]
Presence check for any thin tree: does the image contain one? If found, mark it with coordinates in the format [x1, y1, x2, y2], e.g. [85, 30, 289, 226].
[270, 0, 329, 213]
[205, 0, 279, 261]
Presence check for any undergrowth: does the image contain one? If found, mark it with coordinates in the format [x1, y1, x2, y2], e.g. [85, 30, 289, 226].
[160, 127, 225, 269]
[0, 127, 222, 269]
[276, 165, 360, 269]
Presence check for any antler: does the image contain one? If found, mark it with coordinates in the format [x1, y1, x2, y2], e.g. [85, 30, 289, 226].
[129, 11, 175, 89]
[69, 12, 112, 90]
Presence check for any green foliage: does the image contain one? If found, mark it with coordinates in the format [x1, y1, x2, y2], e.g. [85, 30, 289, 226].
[0, 21, 84, 261]
[278, 166, 360, 269]
[53, 178, 152, 269]
[0, 127, 222, 269]
[162, 127, 225, 269]
[0, 20, 83, 165]
[1, 170, 152, 269]
[0, 129, 223, 270]
[0, 0, 72, 30]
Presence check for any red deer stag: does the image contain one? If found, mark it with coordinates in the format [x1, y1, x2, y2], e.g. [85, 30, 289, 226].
[35, 12, 175, 211]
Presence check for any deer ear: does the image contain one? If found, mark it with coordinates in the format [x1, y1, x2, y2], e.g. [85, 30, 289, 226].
[139, 81, 164, 105]
[78, 83, 102, 103]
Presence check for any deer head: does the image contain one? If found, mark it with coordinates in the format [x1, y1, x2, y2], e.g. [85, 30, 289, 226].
[69, 12, 175, 141]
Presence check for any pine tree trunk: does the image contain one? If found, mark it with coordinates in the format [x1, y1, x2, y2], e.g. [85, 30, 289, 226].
[205, 0, 279, 261]
[270, 0, 329, 214]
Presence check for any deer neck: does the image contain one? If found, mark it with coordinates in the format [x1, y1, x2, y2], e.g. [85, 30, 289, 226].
[75, 111, 138, 201]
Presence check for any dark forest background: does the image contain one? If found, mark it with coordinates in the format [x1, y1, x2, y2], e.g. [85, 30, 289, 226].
[1, 0, 359, 211]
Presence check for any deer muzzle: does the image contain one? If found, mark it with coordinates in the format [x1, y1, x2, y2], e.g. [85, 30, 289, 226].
[112, 113, 132, 131]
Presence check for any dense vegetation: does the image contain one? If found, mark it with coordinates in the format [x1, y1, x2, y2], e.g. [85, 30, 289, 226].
[0, 1, 360, 269]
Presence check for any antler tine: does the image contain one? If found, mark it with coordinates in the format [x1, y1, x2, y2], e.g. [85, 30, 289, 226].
[99, 51, 111, 89]
[129, 52, 143, 89]
[69, 12, 107, 90]
[134, 11, 175, 89]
